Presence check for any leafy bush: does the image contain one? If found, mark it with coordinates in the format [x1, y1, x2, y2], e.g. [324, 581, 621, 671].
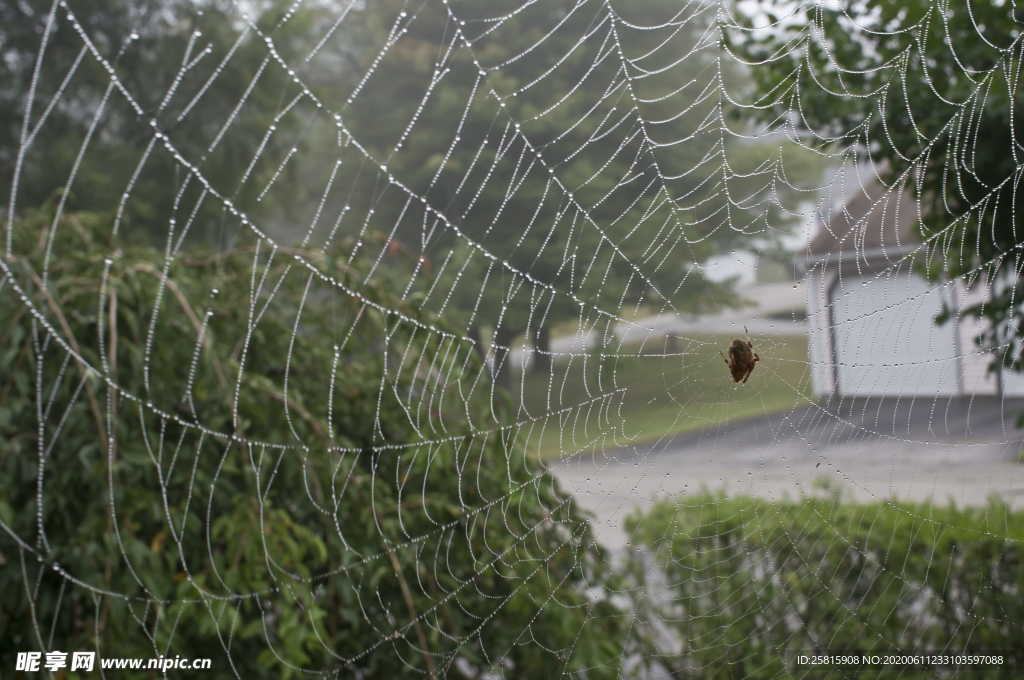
[0, 210, 633, 678]
[625, 490, 1024, 679]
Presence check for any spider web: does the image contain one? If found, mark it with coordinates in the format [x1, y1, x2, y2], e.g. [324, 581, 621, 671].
[2, 0, 1024, 677]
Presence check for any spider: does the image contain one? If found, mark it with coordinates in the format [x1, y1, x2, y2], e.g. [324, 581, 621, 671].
[720, 327, 759, 383]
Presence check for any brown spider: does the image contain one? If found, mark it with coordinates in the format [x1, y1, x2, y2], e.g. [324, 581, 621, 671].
[720, 327, 759, 384]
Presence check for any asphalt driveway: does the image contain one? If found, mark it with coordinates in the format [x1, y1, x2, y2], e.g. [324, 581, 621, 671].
[552, 396, 1024, 549]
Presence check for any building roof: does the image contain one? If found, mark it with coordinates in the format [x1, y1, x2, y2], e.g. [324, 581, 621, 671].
[804, 177, 922, 263]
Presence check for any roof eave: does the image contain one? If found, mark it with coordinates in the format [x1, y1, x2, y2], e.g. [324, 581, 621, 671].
[792, 244, 919, 271]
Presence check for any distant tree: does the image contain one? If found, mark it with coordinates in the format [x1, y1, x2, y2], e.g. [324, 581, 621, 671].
[317, 0, 823, 381]
[1, 0, 324, 246]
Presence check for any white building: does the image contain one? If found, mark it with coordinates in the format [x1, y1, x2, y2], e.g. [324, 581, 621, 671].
[796, 180, 1015, 398]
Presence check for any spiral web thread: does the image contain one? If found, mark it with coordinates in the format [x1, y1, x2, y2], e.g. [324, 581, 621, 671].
[3, 0, 1024, 676]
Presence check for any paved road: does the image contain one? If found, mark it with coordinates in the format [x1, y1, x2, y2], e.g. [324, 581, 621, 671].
[511, 281, 807, 367]
[552, 396, 1024, 549]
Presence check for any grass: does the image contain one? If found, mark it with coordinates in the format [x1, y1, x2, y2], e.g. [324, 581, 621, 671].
[514, 333, 812, 459]
[539, 304, 660, 341]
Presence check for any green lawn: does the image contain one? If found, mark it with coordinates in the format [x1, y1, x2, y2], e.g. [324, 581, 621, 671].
[514, 333, 812, 459]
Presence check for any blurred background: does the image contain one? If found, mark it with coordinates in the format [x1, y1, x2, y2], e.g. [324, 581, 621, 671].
[3, 1, 1024, 677]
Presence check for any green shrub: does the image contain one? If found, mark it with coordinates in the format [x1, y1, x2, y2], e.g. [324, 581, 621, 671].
[0, 211, 632, 678]
[625, 491, 1024, 679]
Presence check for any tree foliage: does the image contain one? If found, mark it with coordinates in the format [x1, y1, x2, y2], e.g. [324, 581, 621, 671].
[0, 209, 636, 677]
[728, 0, 1024, 374]
[322, 0, 824, 374]
[1, 0, 349, 248]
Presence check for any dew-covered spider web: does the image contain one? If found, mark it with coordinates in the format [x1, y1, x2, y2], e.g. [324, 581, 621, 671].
[3, 0, 1024, 677]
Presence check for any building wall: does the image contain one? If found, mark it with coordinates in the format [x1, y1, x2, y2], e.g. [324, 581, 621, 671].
[830, 271, 960, 396]
[805, 268, 836, 396]
[996, 266, 1024, 396]
[955, 276, 998, 395]
[806, 265, 981, 397]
